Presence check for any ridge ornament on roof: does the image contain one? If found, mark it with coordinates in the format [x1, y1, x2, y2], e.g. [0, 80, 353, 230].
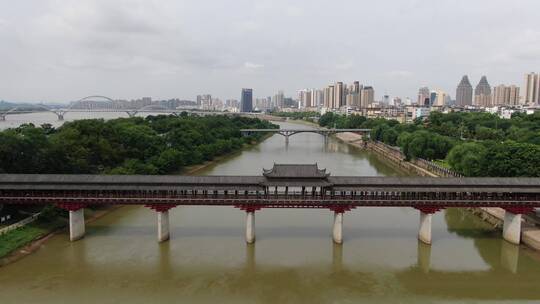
[262, 163, 330, 179]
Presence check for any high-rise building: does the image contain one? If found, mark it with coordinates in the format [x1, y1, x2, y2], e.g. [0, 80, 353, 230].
[456, 75, 473, 106]
[272, 91, 284, 109]
[434, 89, 447, 107]
[240, 88, 253, 112]
[324, 85, 335, 109]
[474, 76, 492, 107]
[298, 89, 313, 108]
[312, 89, 324, 108]
[493, 85, 520, 106]
[417, 87, 430, 105]
[352, 81, 361, 94]
[524, 72, 540, 105]
[360, 86, 374, 108]
[334, 82, 345, 108]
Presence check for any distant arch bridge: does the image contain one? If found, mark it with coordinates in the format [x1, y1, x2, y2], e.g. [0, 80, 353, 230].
[240, 128, 372, 143]
[0, 96, 245, 121]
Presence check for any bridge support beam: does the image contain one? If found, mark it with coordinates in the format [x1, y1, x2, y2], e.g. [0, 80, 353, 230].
[246, 211, 255, 244]
[503, 212, 521, 245]
[502, 207, 534, 245]
[146, 204, 177, 242]
[329, 206, 353, 244]
[333, 212, 343, 244]
[69, 209, 85, 242]
[415, 207, 443, 245]
[418, 212, 432, 245]
[158, 211, 170, 242]
[55, 203, 87, 241]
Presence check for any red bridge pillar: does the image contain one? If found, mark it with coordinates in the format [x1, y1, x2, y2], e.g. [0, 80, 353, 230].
[146, 204, 178, 242]
[56, 203, 87, 242]
[329, 206, 355, 244]
[414, 207, 444, 245]
[502, 207, 534, 245]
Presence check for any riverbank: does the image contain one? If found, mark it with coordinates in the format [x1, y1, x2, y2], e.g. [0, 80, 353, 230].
[0, 206, 123, 266]
[334, 131, 540, 252]
[182, 133, 275, 174]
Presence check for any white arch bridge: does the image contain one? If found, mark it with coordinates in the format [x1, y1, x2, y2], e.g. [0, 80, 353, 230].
[0, 96, 242, 121]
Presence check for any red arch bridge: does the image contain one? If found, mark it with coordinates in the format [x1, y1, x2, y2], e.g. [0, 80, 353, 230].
[1, 164, 539, 245]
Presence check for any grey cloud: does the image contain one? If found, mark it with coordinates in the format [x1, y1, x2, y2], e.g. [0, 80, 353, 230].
[1, 0, 540, 102]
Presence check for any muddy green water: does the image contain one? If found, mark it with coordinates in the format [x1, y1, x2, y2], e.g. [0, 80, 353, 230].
[1, 121, 540, 303]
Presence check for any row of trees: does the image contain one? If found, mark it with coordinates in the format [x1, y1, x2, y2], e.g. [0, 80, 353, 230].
[0, 115, 276, 175]
[318, 112, 540, 177]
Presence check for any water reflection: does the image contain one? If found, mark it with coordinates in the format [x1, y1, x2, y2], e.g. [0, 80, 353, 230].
[417, 241, 431, 273]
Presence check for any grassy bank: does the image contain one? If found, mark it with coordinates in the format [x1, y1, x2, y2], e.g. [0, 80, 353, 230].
[0, 217, 66, 258]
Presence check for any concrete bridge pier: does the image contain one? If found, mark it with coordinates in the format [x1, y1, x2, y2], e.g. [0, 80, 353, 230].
[246, 211, 256, 244]
[332, 212, 344, 244]
[502, 207, 533, 245]
[146, 204, 177, 242]
[55, 203, 86, 241]
[418, 212, 432, 244]
[503, 211, 521, 245]
[0, 115, 5, 121]
[157, 211, 170, 242]
[415, 207, 442, 245]
[69, 209, 85, 242]
[284, 135, 290, 145]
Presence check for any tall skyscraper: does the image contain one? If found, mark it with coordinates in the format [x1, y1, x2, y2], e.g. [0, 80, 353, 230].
[360, 86, 374, 108]
[272, 90, 285, 109]
[324, 85, 335, 109]
[524, 72, 540, 105]
[434, 89, 447, 107]
[429, 91, 437, 106]
[456, 75, 473, 106]
[474, 76, 492, 107]
[240, 88, 253, 112]
[417, 87, 430, 105]
[493, 85, 520, 106]
[334, 82, 345, 108]
[312, 89, 324, 108]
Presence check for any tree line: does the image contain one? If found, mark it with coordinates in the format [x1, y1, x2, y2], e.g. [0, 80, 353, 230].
[319, 111, 540, 177]
[0, 114, 277, 175]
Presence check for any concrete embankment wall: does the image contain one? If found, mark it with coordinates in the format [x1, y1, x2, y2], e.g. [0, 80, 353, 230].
[335, 132, 540, 251]
[0, 213, 40, 236]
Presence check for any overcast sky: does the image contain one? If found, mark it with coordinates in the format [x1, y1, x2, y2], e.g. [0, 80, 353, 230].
[1, 0, 539, 103]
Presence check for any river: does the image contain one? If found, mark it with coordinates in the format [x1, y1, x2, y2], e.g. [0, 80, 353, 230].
[1, 117, 540, 303]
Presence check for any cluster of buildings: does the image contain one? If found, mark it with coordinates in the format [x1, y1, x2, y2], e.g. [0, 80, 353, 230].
[70, 97, 197, 110]
[297, 82, 375, 111]
[455, 75, 521, 107]
[66, 72, 540, 122]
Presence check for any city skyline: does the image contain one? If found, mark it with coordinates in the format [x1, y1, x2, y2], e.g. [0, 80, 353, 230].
[1, 1, 540, 102]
